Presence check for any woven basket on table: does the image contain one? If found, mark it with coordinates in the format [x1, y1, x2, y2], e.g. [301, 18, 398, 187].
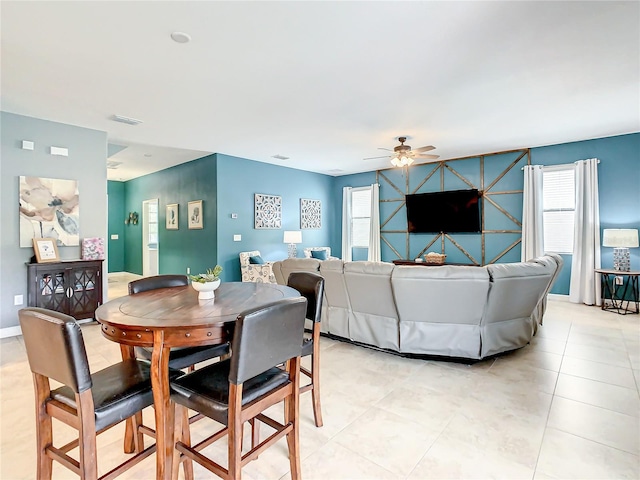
[424, 253, 446, 265]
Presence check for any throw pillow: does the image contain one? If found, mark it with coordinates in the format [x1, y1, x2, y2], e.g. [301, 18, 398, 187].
[310, 250, 328, 261]
[249, 255, 265, 264]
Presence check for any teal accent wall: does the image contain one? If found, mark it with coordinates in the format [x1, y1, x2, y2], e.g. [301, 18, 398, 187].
[216, 154, 335, 281]
[531, 132, 640, 294]
[107, 181, 125, 272]
[123, 155, 218, 275]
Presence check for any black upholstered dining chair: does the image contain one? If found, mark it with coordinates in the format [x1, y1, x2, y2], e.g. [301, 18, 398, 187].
[287, 271, 325, 427]
[170, 297, 308, 480]
[128, 275, 230, 370]
[18, 307, 180, 480]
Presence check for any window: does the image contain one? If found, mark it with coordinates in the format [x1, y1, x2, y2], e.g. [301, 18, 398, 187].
[543, 165, 575, 254]
[351, 187, 372, 248]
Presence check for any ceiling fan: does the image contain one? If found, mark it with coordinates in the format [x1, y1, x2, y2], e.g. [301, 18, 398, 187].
[364, 136, 439, 167]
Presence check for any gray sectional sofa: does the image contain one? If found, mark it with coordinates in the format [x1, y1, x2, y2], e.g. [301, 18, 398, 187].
[272, 255, 562, 360]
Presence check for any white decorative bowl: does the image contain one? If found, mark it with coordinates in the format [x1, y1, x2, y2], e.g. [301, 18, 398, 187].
[191, 279, 221, 300]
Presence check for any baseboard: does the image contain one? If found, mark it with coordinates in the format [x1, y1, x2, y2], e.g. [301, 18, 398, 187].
[0, 318, 94, 339]
[548, 293, 570, 302]
[0, 325, 22, 339]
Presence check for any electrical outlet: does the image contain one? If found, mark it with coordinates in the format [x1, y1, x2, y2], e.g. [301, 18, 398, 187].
[186, 267, 190, 275]
[615, 276, 624, 285]
[14, 295, 23, 306]
[231, 213, 238, 219]
[233, 234, 241, 242]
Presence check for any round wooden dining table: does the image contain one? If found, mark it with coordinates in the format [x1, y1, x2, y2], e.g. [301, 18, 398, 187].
[95, 281, 300, 480]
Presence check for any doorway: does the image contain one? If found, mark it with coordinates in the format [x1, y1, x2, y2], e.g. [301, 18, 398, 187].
[142, 199, 159, 276]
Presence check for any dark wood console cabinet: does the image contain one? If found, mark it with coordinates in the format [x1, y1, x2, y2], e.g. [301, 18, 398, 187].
[27, 260, 103, 320]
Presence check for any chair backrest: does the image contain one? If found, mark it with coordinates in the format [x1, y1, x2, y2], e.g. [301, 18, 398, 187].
[128, 274, 188, 294]
[287, 272, 324, 323]
[229, 297, 307, 385]
[19, 307, 92, 394]
[239, 251, 261, 268]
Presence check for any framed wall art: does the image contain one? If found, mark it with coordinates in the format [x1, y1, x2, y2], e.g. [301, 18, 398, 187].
[32, 238, 60, 263]
[300, 198, 321, 229]
[166, 203, 179, 230]
[19, 176, 80, 247]
[254, 193, 282, 229]
[188, 200, 203, 229]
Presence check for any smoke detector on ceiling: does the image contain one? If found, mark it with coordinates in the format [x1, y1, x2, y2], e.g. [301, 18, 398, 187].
[271, 154, 290, 160]
[171, 32, 191, 44]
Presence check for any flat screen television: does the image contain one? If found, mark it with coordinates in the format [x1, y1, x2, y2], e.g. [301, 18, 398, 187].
[406, 189, 481, 233]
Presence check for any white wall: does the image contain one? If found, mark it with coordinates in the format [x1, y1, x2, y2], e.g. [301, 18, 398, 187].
[0, 112, 108, 330]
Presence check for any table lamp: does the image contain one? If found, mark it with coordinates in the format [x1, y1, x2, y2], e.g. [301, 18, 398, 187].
[602, 228, 639, 271]
[283, 230, 302, 258]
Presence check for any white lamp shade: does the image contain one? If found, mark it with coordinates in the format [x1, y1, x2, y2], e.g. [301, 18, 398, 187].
[602, 229, 639, 248]
[283, 230, 302, 244]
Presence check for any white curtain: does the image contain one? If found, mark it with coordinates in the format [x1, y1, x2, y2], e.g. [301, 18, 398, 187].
[341, 187, 352, 262]
[368, 183, 381, 261]
[521, 165, 545, 261]
[569, 158, 601, 305]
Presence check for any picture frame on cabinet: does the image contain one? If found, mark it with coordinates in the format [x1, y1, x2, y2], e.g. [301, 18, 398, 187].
[32, 237, 60, 263]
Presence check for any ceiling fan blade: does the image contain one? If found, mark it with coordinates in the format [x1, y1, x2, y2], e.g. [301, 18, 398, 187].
[363, 155, 391, 161]
[414, 154, 440, 160]
[377, 147, 393, 152]
[414, 145, 436, 153]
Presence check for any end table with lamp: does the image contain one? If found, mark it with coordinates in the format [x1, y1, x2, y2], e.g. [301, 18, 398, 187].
[598, 228, 639, 314]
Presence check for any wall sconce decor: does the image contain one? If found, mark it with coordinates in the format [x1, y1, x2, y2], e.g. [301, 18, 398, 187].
[124, 212, 139, 225]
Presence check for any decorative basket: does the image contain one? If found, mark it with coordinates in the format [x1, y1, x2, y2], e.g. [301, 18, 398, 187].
[424, 253, 446, 265]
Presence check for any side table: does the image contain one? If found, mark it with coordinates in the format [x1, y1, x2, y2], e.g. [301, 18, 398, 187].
[595, 269, 639, 315]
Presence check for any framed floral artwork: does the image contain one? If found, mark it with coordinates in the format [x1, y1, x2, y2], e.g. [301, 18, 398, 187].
[166, 204, 179, 230]
[188, 200, 203, 229]
[19, 176, 79, 247]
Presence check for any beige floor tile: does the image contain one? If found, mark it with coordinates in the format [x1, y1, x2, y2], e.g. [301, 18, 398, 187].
[536, 427, 640, 479]
[548, 396, 639, 454]
[408, 434, 535, 479]
[529, 335, 567, 355]
[333, 407, 437, 476]
[560, 355, 637, 389]
[285, 442, 401, 480]
[555, 373, 640, 416]
[564, 342, 632, 368]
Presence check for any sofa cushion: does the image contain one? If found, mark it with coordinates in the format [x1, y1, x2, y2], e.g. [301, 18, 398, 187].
[271, 258, 321, 285]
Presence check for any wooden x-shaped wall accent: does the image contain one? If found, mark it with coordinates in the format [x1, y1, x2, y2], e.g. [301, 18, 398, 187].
[377, 148, 530, 265]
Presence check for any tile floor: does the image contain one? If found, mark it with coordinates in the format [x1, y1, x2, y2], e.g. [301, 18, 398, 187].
[1, 275, 638, 479]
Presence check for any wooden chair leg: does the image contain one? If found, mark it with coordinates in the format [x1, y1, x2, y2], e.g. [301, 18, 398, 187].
[285, 358, 302, 480]
[172, 403, 194, 480]
[228, 384, 243, 480]
[130, 412, 145, 453]
[34, 375, 53, 480]
[76, 390, 99, 480]
[123, 418, 135, 453]
[310, 330, 323, 427]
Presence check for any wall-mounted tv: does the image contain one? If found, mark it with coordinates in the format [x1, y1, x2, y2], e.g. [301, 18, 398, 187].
[406, 189, 482, 233]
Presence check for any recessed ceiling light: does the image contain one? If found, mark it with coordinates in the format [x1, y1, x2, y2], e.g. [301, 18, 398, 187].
[271, 154, 289, 160]
[111, 114, 143, 125]
[171, 32, 191, 44]
[144, 153, 152, 157]
[107, 161, 122, 169]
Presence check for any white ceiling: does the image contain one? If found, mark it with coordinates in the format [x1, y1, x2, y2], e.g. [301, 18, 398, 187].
[2, 1, 638, 181]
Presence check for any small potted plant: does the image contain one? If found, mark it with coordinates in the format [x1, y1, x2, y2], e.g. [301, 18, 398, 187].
[189, 265, 223, 300]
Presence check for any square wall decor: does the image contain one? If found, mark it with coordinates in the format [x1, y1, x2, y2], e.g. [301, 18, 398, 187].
[300, 198, 321, 229]
[19, 176, 79, 247]
[254, 194, 282, 229]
